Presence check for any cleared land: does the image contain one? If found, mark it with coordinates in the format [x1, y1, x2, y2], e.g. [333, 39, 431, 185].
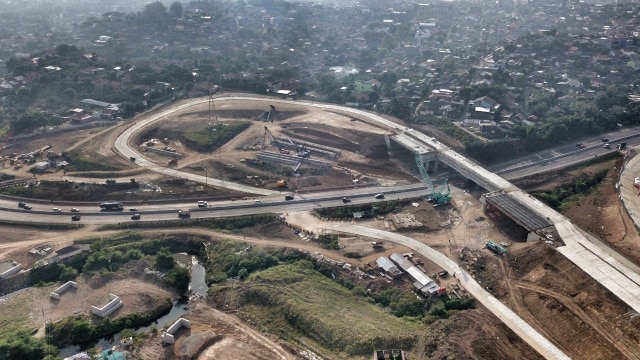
[0, 271, 176, 335]
[1, 96, 640, 359]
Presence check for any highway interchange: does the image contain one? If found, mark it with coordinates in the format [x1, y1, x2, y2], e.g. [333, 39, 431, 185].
[8, 96, 640, 359]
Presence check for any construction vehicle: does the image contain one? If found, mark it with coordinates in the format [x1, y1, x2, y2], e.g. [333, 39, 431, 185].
[618, 142, 627, 150]
[413, 152, 451, 206]
[286, 135, 310, 158]
[99, 201, 124, 211]
[277, 179, 288, 187]
[486, 241, 507, 255]
[264, 126, 281, 150]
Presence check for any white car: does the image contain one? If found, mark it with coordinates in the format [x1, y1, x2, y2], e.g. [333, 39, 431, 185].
[52, 208, 62, 212]
[70, 208, 80, 212]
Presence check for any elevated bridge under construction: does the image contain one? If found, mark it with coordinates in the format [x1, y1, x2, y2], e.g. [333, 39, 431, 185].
[385, 129, 640, 315]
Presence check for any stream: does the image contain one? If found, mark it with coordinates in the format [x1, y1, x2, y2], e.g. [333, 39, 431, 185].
[59, 257, 207, 358]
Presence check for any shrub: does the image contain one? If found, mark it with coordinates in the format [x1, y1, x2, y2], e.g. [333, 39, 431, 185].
[0, 329, 58, 360]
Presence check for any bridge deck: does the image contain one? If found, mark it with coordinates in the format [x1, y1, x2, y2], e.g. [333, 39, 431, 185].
[484, 192, 554, 231]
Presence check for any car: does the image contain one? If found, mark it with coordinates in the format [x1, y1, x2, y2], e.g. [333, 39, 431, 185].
[374, 193, 385, 199]
[575, 142, 582, 147]
[197, 201, 208, 208]
[129, 207, 138, 212]
[602, 138, 609, 142]
[52, 208, 62, 212]
[22, 205, 32, 210]
[579, 144, 586, 149]
[71, 215, 81, 221]
[285, 195, 294, 200]
[131, 213, 140, 220]
[342, 197, 351, 203]
[254, 199, 262, 203]
[603, 143, 611, 149]
[70, 208, 80, 212]
[17, 201, 25, 207]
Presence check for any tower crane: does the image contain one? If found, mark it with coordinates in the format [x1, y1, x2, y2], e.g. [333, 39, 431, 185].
[414, 152, 451, 206]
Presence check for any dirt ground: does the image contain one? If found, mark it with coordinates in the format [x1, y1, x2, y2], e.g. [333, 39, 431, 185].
[0, 94, 414, 198]
[0, 267, 177, 337]
[2, 96, 640, 359]
[135, 302, 297, 360]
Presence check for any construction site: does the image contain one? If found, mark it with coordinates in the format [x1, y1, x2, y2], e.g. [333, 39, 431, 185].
[1, 95, 640, 359]
[129, 99, 418, 194]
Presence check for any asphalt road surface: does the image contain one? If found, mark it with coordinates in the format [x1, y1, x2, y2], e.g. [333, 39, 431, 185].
[488, 126, 640, 180]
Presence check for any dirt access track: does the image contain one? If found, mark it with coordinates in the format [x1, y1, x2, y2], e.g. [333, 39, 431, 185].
[118, 94, 416, 192]
[3, 95, 640, 359]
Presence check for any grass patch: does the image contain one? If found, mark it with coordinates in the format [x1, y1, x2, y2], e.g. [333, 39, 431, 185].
[62, 151, 124, 172]
[182, 122, 251, 152]
[212, 262, 427, 357]
[97, 214, 277, 231]
[0, 220, 82, 230]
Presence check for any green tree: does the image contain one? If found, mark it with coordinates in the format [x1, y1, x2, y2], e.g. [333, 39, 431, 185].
[140, 1, 169, 29]
[155, 248, 175, 270]
[169, 2, 183, 18]
[59, 264, 78, 282]
[238, 267, 249, 280]
[0, 330, 58, 360]
[384, 98, 411, 119]
[168, 267, 190, 294]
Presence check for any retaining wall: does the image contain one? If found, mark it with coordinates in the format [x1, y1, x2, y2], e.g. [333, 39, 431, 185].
[50, 281, 78, 300]
[0, 263, 22, 279]
[90, 293, 123, 318]
[162, 317, 191, 344]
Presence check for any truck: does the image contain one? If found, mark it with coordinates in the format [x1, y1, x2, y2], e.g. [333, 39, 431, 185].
[178, 209, 191, 218]
[99, 201, 124, 211]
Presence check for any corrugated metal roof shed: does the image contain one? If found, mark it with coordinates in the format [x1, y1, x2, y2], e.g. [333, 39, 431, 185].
[407, 266, 432, 287]
[376, 257, 402, 276]
[390, 253, 413, 271]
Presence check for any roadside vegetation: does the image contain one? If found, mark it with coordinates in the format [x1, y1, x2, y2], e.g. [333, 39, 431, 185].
[210, 261, 428, 356]
[532, 169, 609, 211]
[98, 213, 277, 231]
[206, 240, 476, 358]
[0, 179, 138, 201]
[314, 198, 417, 220]
[61, 151, 124, 172]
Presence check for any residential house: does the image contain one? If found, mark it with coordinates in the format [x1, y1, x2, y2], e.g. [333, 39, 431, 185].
[470, 95, 501, 120]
